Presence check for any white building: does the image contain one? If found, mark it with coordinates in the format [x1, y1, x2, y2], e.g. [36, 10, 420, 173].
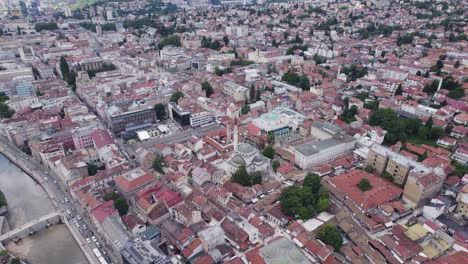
[190, 111, 213, 128]
[252, 106, 307, 135]
[295, 133, 356, 170]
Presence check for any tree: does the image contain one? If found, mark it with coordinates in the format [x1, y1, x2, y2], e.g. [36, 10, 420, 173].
[87, 163, 104, 176]
[201, 81, 214, 98]
[152, 155, 165, 174]
[267, 133, 275, 145]
[447, 88, 465, 99]
[394, 84, 403, 96]
[170, 91, 184, 103]
[104, 192, 128, 216]
[0, 103, 15, 118]
[318, 224, 343, 250]
[425, 116, 433, 129]
[21, 145, 32, 155]
[249, 84, 255, 102]
[317, 197, 330, 212]
[223, 35, 229, 46]
[272, 160, 280, 172]
[417, 126, 429, 140]
[11, 258, 21, 264]
[35, 22, 59, 32]
[231, 165, 262, 186]
[262, 145, 275, 159]
[154, 103, 166, 120]
[115, 197, 129, 215]
[256, 89, 261, 102]
[357, 178, 372, 191]
[303, 173, 321, 195]
[429, 126, 445, 140]
[418, 151, 428, 162]
[59, 56, 70, 76]
[0, 190, 7, 207]
[364, 165, 375, 173]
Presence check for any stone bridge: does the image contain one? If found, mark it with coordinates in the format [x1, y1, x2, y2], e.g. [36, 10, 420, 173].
[0, 212, 62, 244]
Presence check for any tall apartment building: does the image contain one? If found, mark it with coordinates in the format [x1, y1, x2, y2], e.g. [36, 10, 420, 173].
[403, 172, 445, 208]
[366, 144, 431, 185]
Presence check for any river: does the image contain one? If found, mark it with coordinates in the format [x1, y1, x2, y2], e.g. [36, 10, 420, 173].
[0, 154, 88, 264]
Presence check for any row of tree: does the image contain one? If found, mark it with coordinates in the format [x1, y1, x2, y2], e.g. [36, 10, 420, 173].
[369, 108, 446, 145]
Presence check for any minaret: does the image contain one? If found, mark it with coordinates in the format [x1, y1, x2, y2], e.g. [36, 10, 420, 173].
[233, 125, 238, 151]
[437, 78, 442, 91]
[226, 124, 231, 144]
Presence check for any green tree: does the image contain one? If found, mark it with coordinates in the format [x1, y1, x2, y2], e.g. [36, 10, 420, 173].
[364, 165, 375, 173]
[357, 178, 372, 191]
[425, 116, 433, 129]
[201, 81, 214, 98]
[394, 84, 403, 96]
[104, 192, 128, 216]
[11, 258, 21, 264]
[249, 84, 255, 103]
[0, 103, 15, 118]
[114, 197, 129, 215]
[267, 133, 275, 145]
[447, 88, 465, 99]
[262, 145, 275, 159]
[256, 89, 261, 102]
[418, 151, 428, 162]
[152, 155, 165, 174]
[154, 103, 166, 120]
[223, 35, 229, 46]
[318, 224, 343, 250]
[303, 173, 321, 195]
[317, 197, 330, 212]
[59, 55, 70, 76]
[272, 160, 280, 172]
[170, 91, 185, 103]
[429, 126, 445, 140]
[417, 126, 429, 140]
[21, 145, 32, 155]
[0, 190, 7, 207]
[231, 165, 262, 186]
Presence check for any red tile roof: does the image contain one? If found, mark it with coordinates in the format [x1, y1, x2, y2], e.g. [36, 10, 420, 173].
[328, 170, 403, 212]
[91, 129, 114, 149]
[91, 200, 117, 223]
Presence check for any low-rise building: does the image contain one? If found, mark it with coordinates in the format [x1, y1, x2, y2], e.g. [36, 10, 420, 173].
[295, 133, 356, 170]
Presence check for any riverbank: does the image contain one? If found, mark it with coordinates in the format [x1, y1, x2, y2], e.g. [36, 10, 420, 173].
[0, 155, 88, 264]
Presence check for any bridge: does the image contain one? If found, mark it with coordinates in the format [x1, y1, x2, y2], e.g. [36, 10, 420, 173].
[0, 212, 62, 244]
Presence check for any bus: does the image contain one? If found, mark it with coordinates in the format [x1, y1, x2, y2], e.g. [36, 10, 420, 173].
[93, 248, 102, 258]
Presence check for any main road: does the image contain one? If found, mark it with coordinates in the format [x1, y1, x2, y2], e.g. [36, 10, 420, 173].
[0, 136, 116, 264]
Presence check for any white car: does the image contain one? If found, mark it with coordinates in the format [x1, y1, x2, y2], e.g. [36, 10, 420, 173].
[86, 238, 91, 244]
[44, 177, 48, 181]
[83, 224, 88, 229]
[72, 218, 77, 223]
[76, 223, 80, 228]
[66, 210, 71, 215]
[91, 236, 97, 242]
[64, 198, 69, 202]
[77, 215, 82, 220]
